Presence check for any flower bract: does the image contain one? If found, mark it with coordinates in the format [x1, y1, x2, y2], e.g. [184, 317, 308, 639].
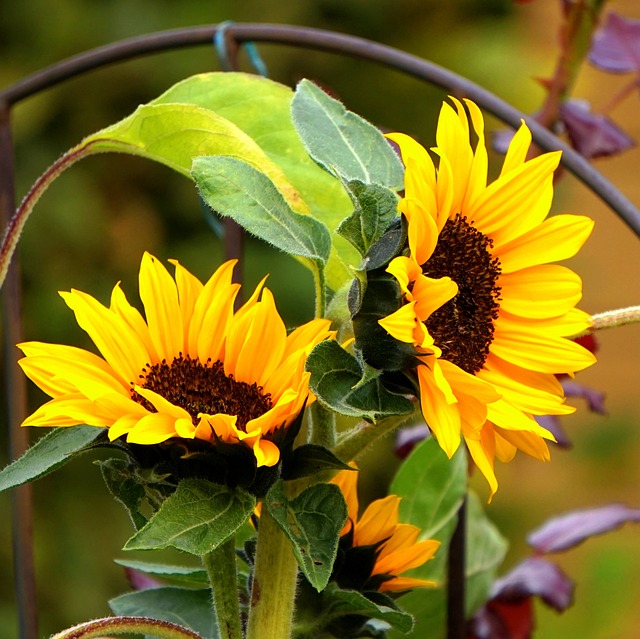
[379, 99, 596, 497]
[331, 467, 439, 593]
[19, 253, 333, 468]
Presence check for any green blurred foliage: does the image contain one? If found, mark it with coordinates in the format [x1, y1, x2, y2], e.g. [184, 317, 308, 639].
[2, 0, 640, 638]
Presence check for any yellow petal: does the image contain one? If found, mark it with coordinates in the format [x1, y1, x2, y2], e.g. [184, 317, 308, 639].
[138, 252, 184, 362]
[498, 265, 583, 319]
[497, 214, 594, 273]
[379, 575, 437, 592]
[416, 362, 461, 458]
[196, 282, 240, 363]
[169, 259, 204, 345]
[22, 394, 113, 428]
[398, 197, 439, 266]
[60, 289, 149, 387]
[486, 399, 555, 440]
[493, 425, 551, 461]
[126, 412, 179, 444]
[465, 423, 498, 500]
[500, 122, 532, 176]
[378, 301, 421, 344]
[354, 495, 400, 547]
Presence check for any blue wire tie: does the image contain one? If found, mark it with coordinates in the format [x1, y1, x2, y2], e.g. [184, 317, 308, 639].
[214, 21, 269, 77]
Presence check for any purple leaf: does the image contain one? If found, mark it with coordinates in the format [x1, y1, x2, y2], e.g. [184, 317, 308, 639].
[491, 557, 574, 612]
[588, 12, 640, 73]
[467, 597, 534, 639]
[528, 504, 640, 554]
[125, 567, 163, 591]
[562, 380, 607, 415]
[394, 423, 430, 459]
[535, 414, 572, 449]
[559, 99, 635, 159]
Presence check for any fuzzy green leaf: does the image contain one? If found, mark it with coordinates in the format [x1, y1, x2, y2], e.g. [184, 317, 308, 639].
[114, 559, 209, 588]
[97, 457, 148, 530]
[291, 79, 404, 189]
[266, 481, 347, 591]
[282, 444, 353, 480]
[337, 181, 399, 256]
[124, 478, 255, 555]
[319, 583, 414, 634]
[109, 586, 215, 639]
[306, 341, 414, 421]
[193, 156, 331, 267]
[0, 426, 103, 493]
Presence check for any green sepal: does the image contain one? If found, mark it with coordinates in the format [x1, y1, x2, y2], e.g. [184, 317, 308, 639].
[265, 480, 347, 592]
[96, 457, 149, 530]
[336, 180, 400, 257]
[306, 341, 414, 421]
[291, 79, 404, 189]
[281, 444, 354, 480]
[123, 478, 256, 555]
[114, 559, 209, 589]
[0, 426, 104, 493]
[109, 586, 215, 639]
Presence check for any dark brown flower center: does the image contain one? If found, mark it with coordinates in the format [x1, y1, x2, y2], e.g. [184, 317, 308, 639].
[421, 214, 501, 374]
[131, 355, 273, 430]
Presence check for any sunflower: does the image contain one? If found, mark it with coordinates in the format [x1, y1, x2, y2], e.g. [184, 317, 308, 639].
[18, 253, 333, 468]
[331, 467, 439, 593]
[378, 98, 596, 497]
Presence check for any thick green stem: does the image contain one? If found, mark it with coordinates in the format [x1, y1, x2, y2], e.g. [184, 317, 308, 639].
[313, 264, 326, 318]
[202, 537, 243, 639]
[332, 408, 416, 463]
[246, 508, 299, 639]
[50, 616, 203, 639]
[307, 402, 336, 448]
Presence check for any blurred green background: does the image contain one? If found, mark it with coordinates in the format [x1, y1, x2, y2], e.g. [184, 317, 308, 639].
[2, 0, 640, 637]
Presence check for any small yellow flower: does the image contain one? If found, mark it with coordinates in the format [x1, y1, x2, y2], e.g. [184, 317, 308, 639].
[332, 468, 439, 593]
[19, 253, 333, 467]
[379, 99, 596, 497]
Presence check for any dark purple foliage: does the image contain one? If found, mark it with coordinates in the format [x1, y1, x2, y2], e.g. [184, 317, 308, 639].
[395, 423, 430, 459]
[562, 380, 607, 415]
[589, 12, 640, 73]
[535, 414, 571, 449]
[559, 99, 635, 159]
[528, 504, 640, 554]
[490, 558, 574, 612]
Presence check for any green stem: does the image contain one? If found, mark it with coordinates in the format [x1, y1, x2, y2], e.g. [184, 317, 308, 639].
[332, 408, 416, 463]
[307, 402, 336, 448]
[313, 264, 326, 318]
[202, 537, 243, 639]
[246, 508, 299, 639]
[50, 616, 203, 639]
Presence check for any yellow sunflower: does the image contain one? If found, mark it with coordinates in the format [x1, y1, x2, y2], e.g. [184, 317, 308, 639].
[18, 253, 334, 467]
[331, 467, 439, 593]
[379, 98, 596, 497]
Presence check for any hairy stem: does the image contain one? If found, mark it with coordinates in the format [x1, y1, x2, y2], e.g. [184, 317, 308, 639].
[591, 305, 640, 331]
[307, 402, 336, 448]
[202, 537, 243, 639]
[246, 508, 299, 639]
[50, 616, 203, 639]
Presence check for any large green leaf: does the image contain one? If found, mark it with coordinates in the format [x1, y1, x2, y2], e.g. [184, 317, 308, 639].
[266, 480, 347, 592]
[97, 457, 148, 530]
[306, 340, 414, 421]
[109, 586, 216, 639]
[291, 79, 404, 189]
[80, 102, 303, 211]
[193, 156, 331, 267]
[387, 437, 467, 639]
[0, 426, 102, 493]
[150, 72, 352, 225]
[124, 478, 255, 555]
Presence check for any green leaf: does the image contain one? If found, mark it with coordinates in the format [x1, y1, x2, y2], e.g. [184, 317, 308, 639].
[465, 491, 508, 615]
[109, 586, 216, 639]
[291, 79, 405, 189]
[337, 181, 399, 256]
[114, 559, 209, 588]
[282, 444, 354, 480]
[193, 156, 331, 267]
[306, 341, 414, 421]
[0, 426, 103, 493]
[387, 437, 467, 639]
[81, 102, 303, 213]
[266, 480, 347, 591]
[97, 457, 148, 530]
[319, 583, 414, 634]
[124, 478, 255, 555]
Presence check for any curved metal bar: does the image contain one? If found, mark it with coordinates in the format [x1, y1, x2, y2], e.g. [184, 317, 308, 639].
[1, 23, 639, 236]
